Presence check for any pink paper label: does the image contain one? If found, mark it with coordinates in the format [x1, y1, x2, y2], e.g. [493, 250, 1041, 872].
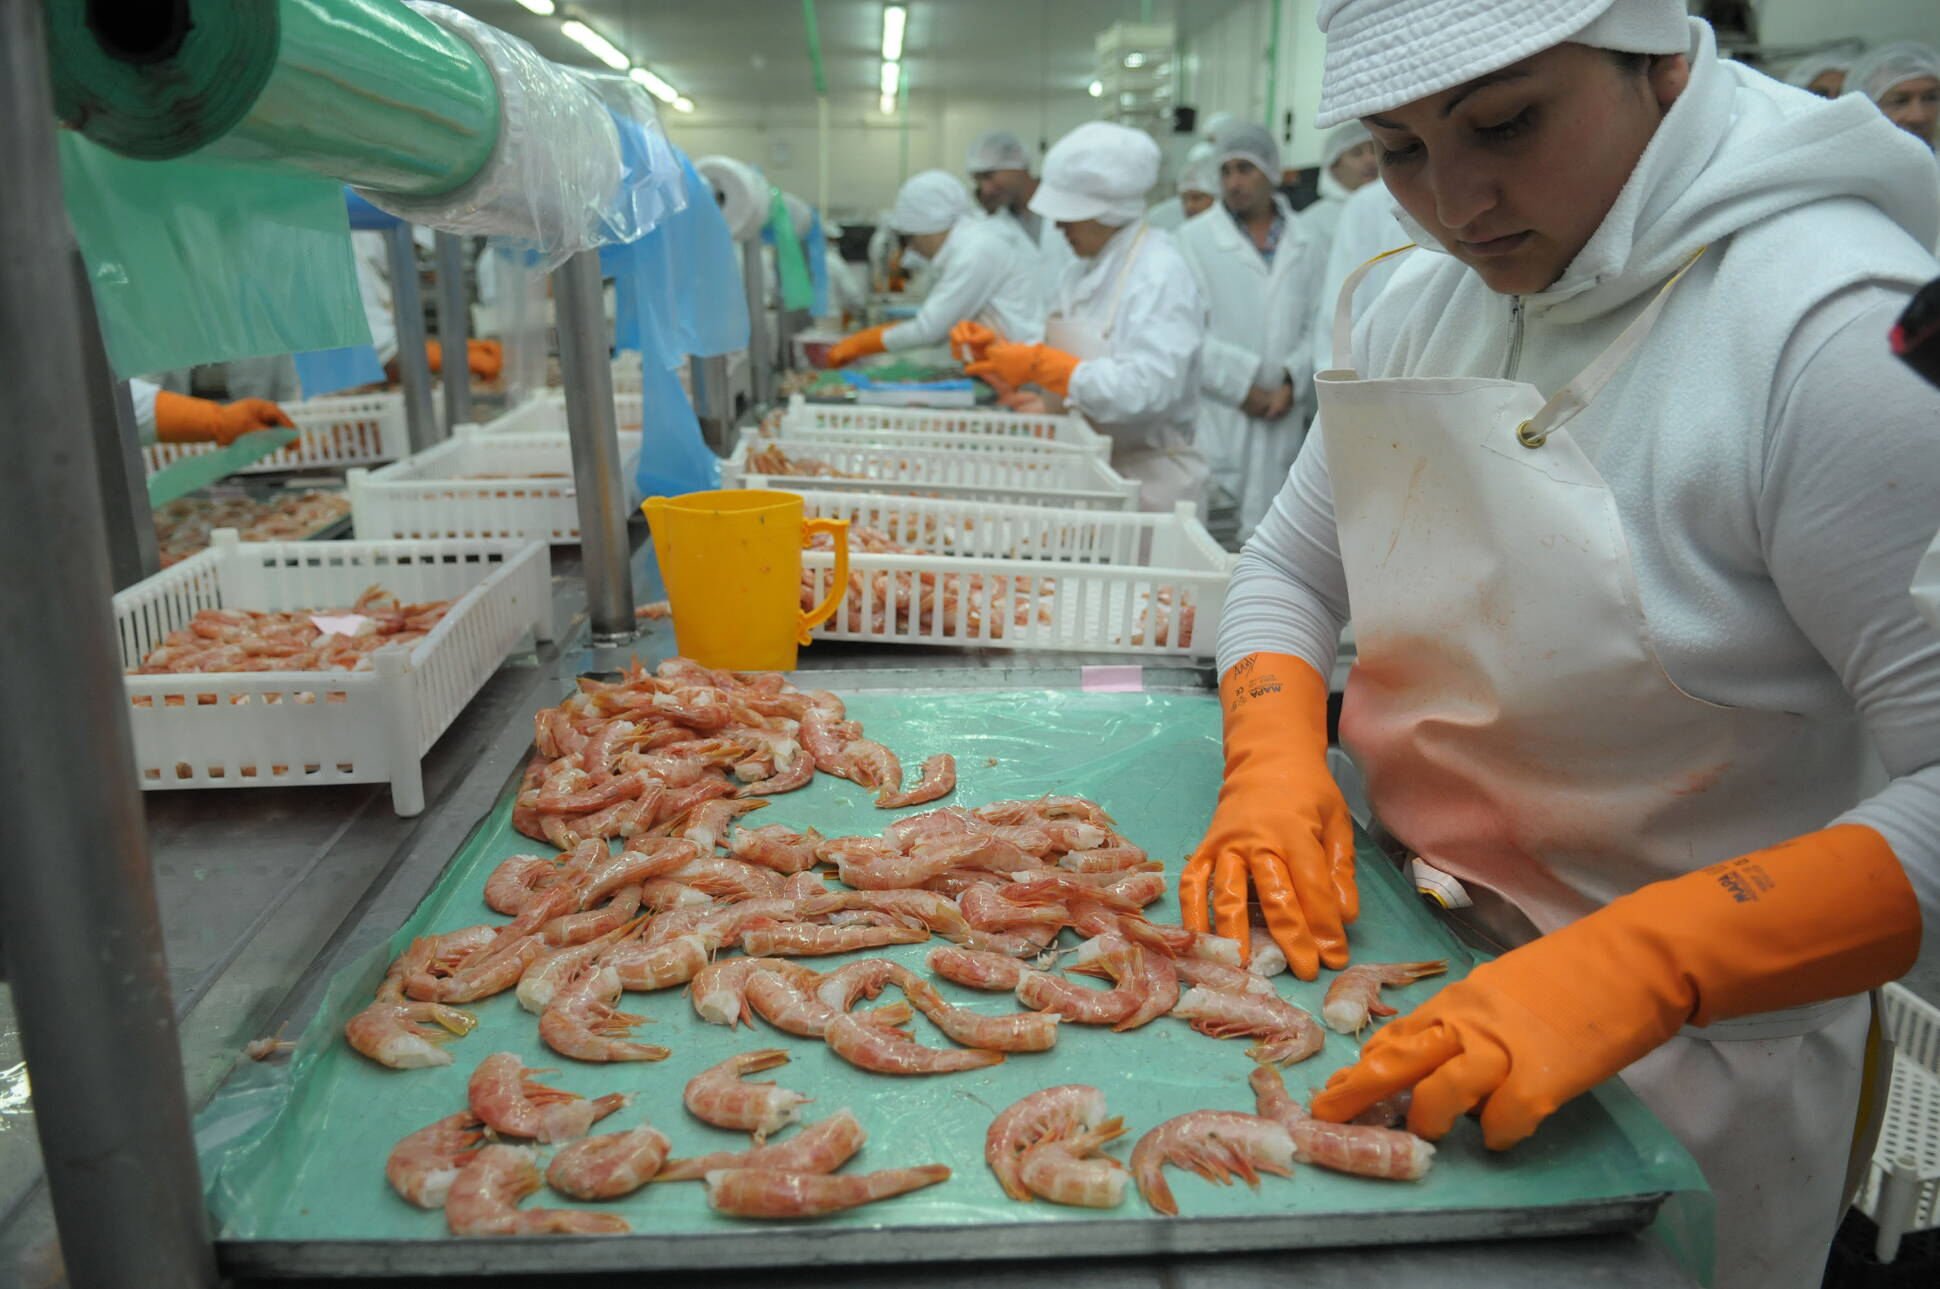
[1081, 664, 1144, 693]
[309, 613, 372, 637]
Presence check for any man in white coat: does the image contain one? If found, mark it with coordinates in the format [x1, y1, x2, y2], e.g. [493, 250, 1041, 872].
[1177, 120, 1327, 537]
[966, 129, 1075, 297]
[826, 171, 1045, 366]
[1187, 2, 1940, 1286]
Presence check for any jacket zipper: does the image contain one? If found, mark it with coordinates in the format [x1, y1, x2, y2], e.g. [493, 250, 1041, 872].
[1503, 296, 1525, 380]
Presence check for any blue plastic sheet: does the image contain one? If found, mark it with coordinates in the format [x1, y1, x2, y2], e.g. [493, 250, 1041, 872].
[343, 189, 404, 231]
[633, 357, 721, 499]
[806, 208, 831, 318]
[293, 345, 386, 398]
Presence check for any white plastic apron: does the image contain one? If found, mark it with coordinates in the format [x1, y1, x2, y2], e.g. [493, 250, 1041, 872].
[1046, 227, 1209, 514]
[1319, 249, 1869, 1289]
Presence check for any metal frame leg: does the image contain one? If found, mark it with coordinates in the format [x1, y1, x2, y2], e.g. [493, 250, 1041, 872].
[551, 251, 636, 644]
[73, 252, 159, 589]
[689, 352, 733, 454]
[0, 3, 216, 1283]
[742, 240, 774, 408]
[386, 222, 438, 451]
[435, 231, 472, 430]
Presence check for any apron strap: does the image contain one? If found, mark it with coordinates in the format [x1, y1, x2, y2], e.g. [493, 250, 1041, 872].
[1100, 225, 1150, 342]
[1517, 247, 1708, 449]
[1331, 244, 1417, 373]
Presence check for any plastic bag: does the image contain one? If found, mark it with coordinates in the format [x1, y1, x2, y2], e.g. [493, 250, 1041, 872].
[806, 208, 831, 319]
[763, 188, 815, 311]
[633, 357, 721, 500]
[292, 345, 385, 398]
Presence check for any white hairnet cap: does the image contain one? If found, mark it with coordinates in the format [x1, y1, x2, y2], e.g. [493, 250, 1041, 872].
[966, 130, 1031, 174]
[1199, 111, 1237, 143]
[1030, 122, 1161, 226]
[889, 169, 973, 235]
[1314, 0, 1690, 128]
[1211, 119, 1280, 178]
[1783, 52, 1851, 90]
[1320, 120, 1373, 169]
[1178, 141, 1218, 195]
[1844, 42, 1940, 104]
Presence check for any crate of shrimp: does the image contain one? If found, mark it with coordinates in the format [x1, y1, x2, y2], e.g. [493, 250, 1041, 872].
[116, 529, 553, 815]
[777, 394, 1109, 457]
[483, 390, 646, 435]
[348, 428, 642, 546]
[141, 392, 406, 477]
[724, 431, 1139, 512]
[786, 491, 1231, 655]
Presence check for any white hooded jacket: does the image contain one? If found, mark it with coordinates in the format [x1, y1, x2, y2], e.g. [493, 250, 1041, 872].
[883, 217, 1046, 349]
[1225, 21, 1940, 927]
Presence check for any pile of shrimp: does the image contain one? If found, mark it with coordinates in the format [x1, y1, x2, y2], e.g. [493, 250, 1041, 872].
[508, 658, 957, 851]
[131, 585, 451, 674]
[745, 444, 861, 478]
[804, 527, 1059, 639]
[153, 489, 350, 567]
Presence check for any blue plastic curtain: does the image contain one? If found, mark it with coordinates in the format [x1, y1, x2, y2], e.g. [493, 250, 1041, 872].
[806, 208, 830, 319]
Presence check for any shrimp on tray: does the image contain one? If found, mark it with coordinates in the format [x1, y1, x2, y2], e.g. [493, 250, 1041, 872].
[985, 1084, 1109, 1202]
[1249, 1064, 1434, 1181]
[345, 1001, 477, 1070]
[1019, 1118, 1129, 1208]
[538, 964, 670, 1063]
[445, 1144, 630, 1235]
[657, 1109, 867, 1182]
[683, 1049, 812, 1143]
[703, 1165, 951, 1218]
[465, 1052, 628, 1144]
[1170, 986, 1327, 1066]
[824, 1011, 1005, 1076]
[546, 1124, 673, 1199]
[1130, 1111, 1296, 1216]
[1321, 960, 1448, 1035]
[387, 1112, 484, 1208]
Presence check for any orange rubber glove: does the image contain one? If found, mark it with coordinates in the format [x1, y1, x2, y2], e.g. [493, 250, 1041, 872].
[1180, 653, 1358, 977]
[425, 340, 502, 380]
[950, 320, 998, 364]
[154, 391, 295, 446]
[964, 341, 1081, 398]
[827, 324, 891, 368]
[1310, 823, 1922, 1150]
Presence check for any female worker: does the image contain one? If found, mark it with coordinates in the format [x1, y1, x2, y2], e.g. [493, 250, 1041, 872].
[1844, 41, 1940, 149]
[955, 122, 1210, 513]
[1183, 2, 1940, 1286]
[825, 170, 1043, 368]
[1784, 50, 1851, 100]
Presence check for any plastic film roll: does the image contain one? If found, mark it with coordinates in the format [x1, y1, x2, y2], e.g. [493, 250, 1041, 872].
[697, 155, 770, 242]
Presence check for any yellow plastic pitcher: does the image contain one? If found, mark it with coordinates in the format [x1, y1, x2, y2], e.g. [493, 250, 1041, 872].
[641, 489, 850, 670]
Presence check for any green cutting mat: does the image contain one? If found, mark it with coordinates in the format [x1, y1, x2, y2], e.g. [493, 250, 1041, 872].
[196, 689, 1709, 1267]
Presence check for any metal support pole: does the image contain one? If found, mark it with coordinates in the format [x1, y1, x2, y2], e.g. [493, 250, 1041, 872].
[688, 353, 734, 455]
[550, 251, 636, 644]
[435, 231, 473, 430]
[386, 222, 438, 451]
[742, 239, 774, 408]
[0, 3, 216, 1284]
[73, 252, 159, 589]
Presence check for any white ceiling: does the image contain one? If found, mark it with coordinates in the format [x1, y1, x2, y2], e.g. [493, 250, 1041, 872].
[451, 1, 1238, 110]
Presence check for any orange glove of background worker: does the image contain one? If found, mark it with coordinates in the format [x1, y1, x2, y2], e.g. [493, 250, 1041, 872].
[154, 391, 295, 445]
[1310, 824, 1921, 1150]
[964, 341, 1081, 398]
[1180, 652, 1358, 977]
[949, 320, 998, 364]
[425, 338, 503, 381]
[827, 324, 891, 368]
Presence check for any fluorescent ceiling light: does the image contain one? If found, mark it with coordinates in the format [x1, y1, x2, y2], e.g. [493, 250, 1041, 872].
[880, 92, 897, 116]
[882, 5, 906, 62]
[516, 0, 556, 13]
[629, 66, 679, 103]
[880, 61, 900, 97]
[561, 19, 629, 70]
[1087, 79, 1102, 97]
[673, 96, 695, 113]
[1123, 52, 1146, 69]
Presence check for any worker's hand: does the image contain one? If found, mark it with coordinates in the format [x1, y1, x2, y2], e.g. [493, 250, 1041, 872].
[154, 391, 295, 445]
[1311, 824, 1920, 1150]
[1265, 381, 1294, 420]
[965, 342, 1081, 398]
[950, 320, 999, 364]
[827, 324, 891, 369]
[1240, 385, 1277, 418]
[1179, 653, 1357, 977]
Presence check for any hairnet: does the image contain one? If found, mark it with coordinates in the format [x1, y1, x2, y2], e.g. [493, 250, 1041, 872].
[966, 130, 1031, 174]
[1844, 42, 1940, 105]
[1177, 141, 1218, 195]
[1314, 0, 1689, 127]
[1029, 122, 1160, 226]
[1782, 51, 1851, 90]
[1320, 120, 1372, 170]
[888, 169, 973, 235]
[1198, 111, 1236, 143]
[1211, 119, 1280, 178]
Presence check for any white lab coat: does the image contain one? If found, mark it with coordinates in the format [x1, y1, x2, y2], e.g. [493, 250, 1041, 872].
[883, 217, 1046, 350]
[1144, 196, 1188, 231]
[1307, 180, 1409, 379]
[1176, 197, 1328, 536]
[824, 250, 868, 325]
[1007, 207, 1075, 300]
[352, 228, 435, 365]
[1297, 169, 1357, 267]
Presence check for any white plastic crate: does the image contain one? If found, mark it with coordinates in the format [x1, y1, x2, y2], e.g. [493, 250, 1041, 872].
[780, 394, 1109, 457]
[790, 491, 1231, 656]
[481, 390, 646, 435]
[1857, 983, 1940, 1262]
[348, 429, 643, 546]
[116, 529, 553, 815]
[724, 430, 1138, 512]
[141, 393, 405, 476]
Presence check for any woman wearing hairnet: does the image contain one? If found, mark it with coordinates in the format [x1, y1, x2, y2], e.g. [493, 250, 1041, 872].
[826, 171, 1044, 367]
[1145, 142, 1220, 231]
[1845, 42, 1940, 148]
[1176, 120, 1327, 538]
[1302, 121, 1380, 252]
[1184, 2, 1940, 1285]
[1783, 51, 1851, 99]
[955, 122, 1210, 513]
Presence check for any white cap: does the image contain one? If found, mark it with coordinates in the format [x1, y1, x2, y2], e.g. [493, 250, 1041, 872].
[966, 130, 1030, 174]
[1211, 119, 1280, 178]
[1782, 51, 1852, 90]
[1320, 120, 1372, 169]
[1314, 0, 1690, 128]
[1177, 141, 1218, 195]
[1199, 111, 1236, 143]
[1844, 42, 1940, 104]
[888, 169, 973, 235]
[1029, 122, 1161, 226]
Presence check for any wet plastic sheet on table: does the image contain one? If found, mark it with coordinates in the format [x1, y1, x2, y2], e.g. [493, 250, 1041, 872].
[195, 689, 1710, 1278]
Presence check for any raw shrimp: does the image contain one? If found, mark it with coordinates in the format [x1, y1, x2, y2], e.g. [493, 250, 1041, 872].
[841, 739, 905, 802]
[1018, 1118, 1128, 1208]
[542, 884, 644, 947]
[795, 889, 971, 939]
[876, 754, 957, 809]
[1170, 987, 1326, 1066]
[740, 922, 928, 957]
[984, 1085, 1109, 1201]
[546, 1124, 672, 1199]
[1056, 847, 1158, 875]
[381, 925, 499, 999]
[914, 833, 1045, 874]
[885, 965, 1060, 1052]
[1248, 1064, 1434, 1181]
[345, 1001, 478, 1069]
[539, 964, 670, 1062]
[672, 854, 786, 902]
[728, 824, 824, 874]
[484, 855, 562, 915]
[960, 883, 1067, 932]
[781, 870, 827, 901]
[927, 945, 1033, 991]
[607, 932, 712, 990]
[418, 935, 547, 1003]
[386, 1112, 483, 1207]
[703, 1165, 950, 1218]
[244, 1037, 296, 1061]
[465, 1052, 628, 1143]
[1247, 938, 1289, 978]
[445, 1144, 630, 1235]
[829, 846, 960, 891]
[1066, 935, 1178, 1030]
[638, 879, 712, 912]
[681, 798, 769, 851]
[1015, 942, 1151, 1027]
[1170, 955, 1278, 998]
[1130, 1111, 1296, 1216]
[1040, 820, 1111, 852]
[823, 1013, 1006, 1075]
[690, 957, 799, 1027]
[516, 917, 645, 1014]
[657, 1109, 865, 1182]
[1321, 960, 1448, 1035]
[683, 1049, 812, 1142]
[578, 840, 699, 904]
